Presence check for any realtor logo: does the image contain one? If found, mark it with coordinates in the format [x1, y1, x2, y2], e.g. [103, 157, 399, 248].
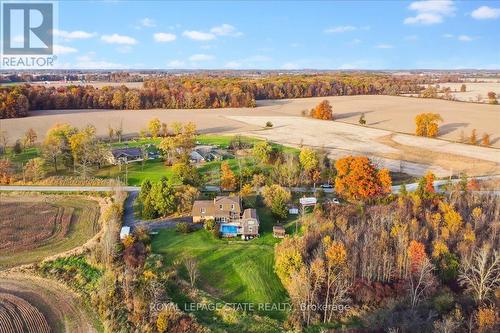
[2, 1, 53, 55]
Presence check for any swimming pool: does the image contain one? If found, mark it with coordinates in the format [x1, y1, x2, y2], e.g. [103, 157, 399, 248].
[220, 224, 238, 236]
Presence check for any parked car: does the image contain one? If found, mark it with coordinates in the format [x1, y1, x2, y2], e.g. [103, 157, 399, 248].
[320, 184, 333, 189]
[331, 198, 340, 204]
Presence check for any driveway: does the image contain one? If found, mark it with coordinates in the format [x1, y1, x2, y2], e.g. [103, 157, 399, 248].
[122, 191, 200, 231]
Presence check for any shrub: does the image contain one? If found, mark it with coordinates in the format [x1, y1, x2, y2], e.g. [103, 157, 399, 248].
[204, 219, 216, 231]
[433, 291, 454, 314]
[176, 222, 191, 234]
[265, 121, 273, 128]
[211, 224, 221, 239]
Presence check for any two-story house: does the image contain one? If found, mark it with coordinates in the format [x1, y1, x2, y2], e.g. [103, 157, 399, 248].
[191, 196, 259, 239]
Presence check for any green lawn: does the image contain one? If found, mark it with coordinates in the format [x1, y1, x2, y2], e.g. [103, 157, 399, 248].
[151, 207, 296, 321]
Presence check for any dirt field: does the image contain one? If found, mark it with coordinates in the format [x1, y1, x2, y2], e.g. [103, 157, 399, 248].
[0, 273, 99, 332]
[227, 115, 500, 177]
[0, 195, 101, 268]
[3, 95, 499, 145]
[3, 95, 498, 177]
[420, 82, 500, 103]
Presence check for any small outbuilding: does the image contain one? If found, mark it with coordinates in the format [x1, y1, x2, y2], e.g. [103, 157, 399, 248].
[120, 226, 131, 240]
[273, 225, 286, 238]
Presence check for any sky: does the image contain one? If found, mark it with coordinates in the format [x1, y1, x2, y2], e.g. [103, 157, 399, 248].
[45, 0, 500, 69]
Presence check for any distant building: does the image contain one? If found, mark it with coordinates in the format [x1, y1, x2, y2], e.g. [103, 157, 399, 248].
[191, 196, 259, 239]
[189, 145, 226, 164]
[108, 147, 143, 165]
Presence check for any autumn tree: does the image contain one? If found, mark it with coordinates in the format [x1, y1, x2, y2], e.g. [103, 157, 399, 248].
[171, 162, 201, 186]
[469, 129, 477, 145]
[252, 141, 273, 165]
[407, 240, 436, 308]
[415, 113, 443, 137]
[310, 100, 333, 120]
[481, 133, 490, 146]
[262, 184, 291, 219]
[299, 147, 321, 186]
[148, 118, 161, 138]
[24, 157, 45, 181]
[460, 84, 466, 92]
[220, 161, 237, 191]
[322, 237, 351, 323]
[487, 91, 497, 104]
[43, 123, 77, 172]
[334, 156, 392, 201]
[0, 159, 13, 184]
[23, 128, 37, 147]
[158, 122, 196, 163]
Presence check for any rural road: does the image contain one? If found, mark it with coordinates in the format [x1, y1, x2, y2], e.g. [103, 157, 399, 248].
[2, 175, 499, 194]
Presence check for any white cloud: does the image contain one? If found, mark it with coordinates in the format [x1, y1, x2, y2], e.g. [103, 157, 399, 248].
[281, 62, 299, 70]
[225, 61, 241, 69]
[404, 13, 442, 25]
[154, 32, 176, 42]
[443, 34, 476, 42]
[324, 25, 370, 33]
[182, 30, 216, 41]
[409, 0, 455, 15]
[375, 43, 394, 49]
[404, 0, 456, 25]
[471, 6, 500, 20]
[101, 34, 137, 45]
[349, 38, 362, 45]
[210, 24, 242, 37]
[167, 60, 185, 68]
[53, 44, 78, 55]
[53, 29, 96, 40]
[141, 18, 156, 27]
[189, 54, 214, 61]
[457, 35, 474, 42]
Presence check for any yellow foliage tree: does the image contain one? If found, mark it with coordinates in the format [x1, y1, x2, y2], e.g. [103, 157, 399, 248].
[148, 118, 161, 138]
[220, 161, 237, 191]
[415, 113, 443, 137]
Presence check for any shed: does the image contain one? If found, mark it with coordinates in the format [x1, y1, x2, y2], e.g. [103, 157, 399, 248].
[120, 226, 131, 240]
[273, 225, 286, 238]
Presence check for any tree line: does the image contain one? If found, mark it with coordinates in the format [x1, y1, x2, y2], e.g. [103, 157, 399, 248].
[0, 74, 424, 118]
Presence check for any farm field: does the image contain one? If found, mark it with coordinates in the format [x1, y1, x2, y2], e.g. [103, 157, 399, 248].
[409, 81, 500, 103]
[227, 115, 500, 177]
[4, 95, 498, 146]
[0, 273, 100, 332]
[0, 195, 101, 268]
[152, 208, 296, 322]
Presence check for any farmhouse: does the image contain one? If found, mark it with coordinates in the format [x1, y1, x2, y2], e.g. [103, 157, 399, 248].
[192, 196, 259, 239]
[108, 147, 143, 165]
[189, 145, 226, 164]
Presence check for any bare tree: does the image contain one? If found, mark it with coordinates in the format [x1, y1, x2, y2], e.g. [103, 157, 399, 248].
[459, 245, 500, 304]
[184, 256, 199, 287]
[0, 130, 9, 154]
[408, 258, 436, 308]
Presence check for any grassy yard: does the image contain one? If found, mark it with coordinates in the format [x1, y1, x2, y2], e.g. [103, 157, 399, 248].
[151, 207, 297, 321]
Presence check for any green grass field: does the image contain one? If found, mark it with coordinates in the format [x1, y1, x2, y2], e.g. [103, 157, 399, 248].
[151, 207, 296, 321]
[0, 196, 101, 268]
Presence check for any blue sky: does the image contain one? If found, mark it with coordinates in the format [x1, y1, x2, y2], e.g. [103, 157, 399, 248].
[50, 0, 500, 70]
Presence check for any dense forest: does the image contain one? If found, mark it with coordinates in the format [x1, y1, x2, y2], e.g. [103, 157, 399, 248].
[0, 74, 424, 118]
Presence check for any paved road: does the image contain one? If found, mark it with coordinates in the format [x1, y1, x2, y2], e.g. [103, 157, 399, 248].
[0, 185, 139, 192]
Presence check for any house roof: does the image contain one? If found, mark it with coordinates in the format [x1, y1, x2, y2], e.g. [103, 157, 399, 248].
[192, 200, 215, 216]
[111, 147, 142, 158]
[214, 196, 240, 204]
[242, 208, 258, 220]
